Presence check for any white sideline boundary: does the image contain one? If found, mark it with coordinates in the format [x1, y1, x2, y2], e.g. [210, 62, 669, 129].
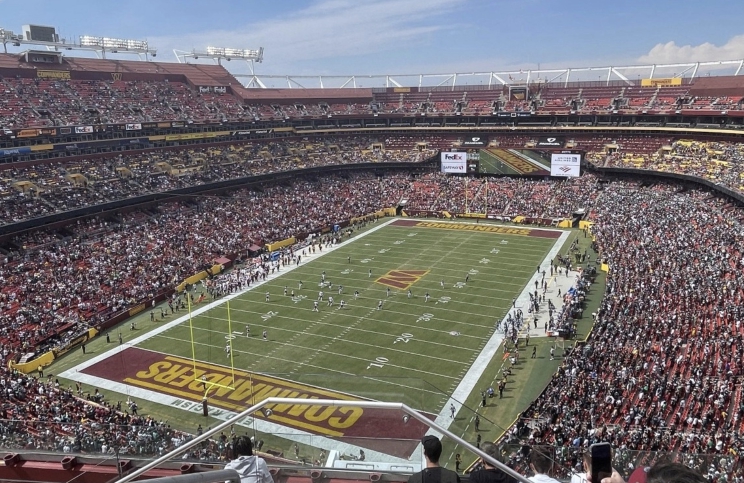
[434, 227, 571, 429]
[60, 217, 572, 462]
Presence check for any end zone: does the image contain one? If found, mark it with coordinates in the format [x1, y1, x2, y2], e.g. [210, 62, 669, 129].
[77, 346, 432, 458]
[391, 219, 562, 238]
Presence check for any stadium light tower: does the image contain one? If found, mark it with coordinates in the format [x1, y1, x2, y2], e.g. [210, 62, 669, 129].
[174, 46, 264, 85]
[0, 28, 24, 53]
[79, 35, 157, 59]
[0, 25, 156, 59]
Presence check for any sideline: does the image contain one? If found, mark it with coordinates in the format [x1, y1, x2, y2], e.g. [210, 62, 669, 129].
[433, 228, 570, 429]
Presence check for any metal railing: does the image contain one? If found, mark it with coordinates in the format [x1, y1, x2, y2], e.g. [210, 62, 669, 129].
[116, 398, 532, 483]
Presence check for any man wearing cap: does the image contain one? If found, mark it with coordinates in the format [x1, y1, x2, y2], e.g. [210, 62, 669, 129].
[469, 442, 517, 483]
[408, 435, 460, 483]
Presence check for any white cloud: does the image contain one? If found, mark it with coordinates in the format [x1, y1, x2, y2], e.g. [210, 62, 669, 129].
[149, 0, 464, 74]
[639, 34, 744, 64]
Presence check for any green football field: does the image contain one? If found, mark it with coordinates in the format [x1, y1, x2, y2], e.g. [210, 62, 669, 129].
[56, 218, 590, 465]
[139, 220, 558, 410]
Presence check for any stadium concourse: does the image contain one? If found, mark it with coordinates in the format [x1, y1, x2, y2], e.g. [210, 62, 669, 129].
[2, 161, 744, 478]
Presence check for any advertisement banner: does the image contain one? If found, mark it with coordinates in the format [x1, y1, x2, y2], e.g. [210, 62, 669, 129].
[171, 121, 185, 128]
[119, 138, 148, 146]
[17, 129, 40, 138]
[232, 129, 275, 136]
[0, 147, 32, 157]
[536, 136, 565, 148]
[461, 135, 488, 147]
[214, 86, 227, 94]
[125, 123, 142, 131]
[74, 126, 94, 134]
[39, 128, 57, 136]
[157, 122, 171, 128]
[54, 142, 93, 151]
[440, 152, 467, 173]
[550, 153, 581, 177]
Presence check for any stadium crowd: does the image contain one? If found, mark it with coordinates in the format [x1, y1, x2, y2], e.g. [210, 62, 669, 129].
[3, 143, 744, 480]
[0, 136, 436, 226]
[3, 76, 743, 131]
[590, 140, 744, 199]
[0, 363, 239, 460]
[516, 181, 744, 481]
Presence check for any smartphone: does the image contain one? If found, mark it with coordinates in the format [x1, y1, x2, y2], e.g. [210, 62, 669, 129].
[590, 442, 612, 483]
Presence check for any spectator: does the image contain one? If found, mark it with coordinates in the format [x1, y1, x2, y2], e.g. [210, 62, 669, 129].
[408, 435, 460, 483]
[528, 447, 562, 483]
[224, 435, 274, 483]
[469, 442, 516, 483]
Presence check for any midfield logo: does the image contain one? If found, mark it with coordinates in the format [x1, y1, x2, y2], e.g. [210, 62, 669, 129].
[376, 269, 430, 290]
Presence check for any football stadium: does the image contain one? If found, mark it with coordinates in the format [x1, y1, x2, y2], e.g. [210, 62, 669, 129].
[1, 8, 744, 483]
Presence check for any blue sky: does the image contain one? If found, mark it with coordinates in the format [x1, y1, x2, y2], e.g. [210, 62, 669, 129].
[3, 0, 744, 82]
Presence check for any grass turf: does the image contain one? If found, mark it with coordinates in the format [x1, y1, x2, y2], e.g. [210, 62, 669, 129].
[50, 219, 600, 466]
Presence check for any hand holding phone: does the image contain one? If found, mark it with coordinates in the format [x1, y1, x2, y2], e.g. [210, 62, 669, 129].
[590, 443, 613, 483]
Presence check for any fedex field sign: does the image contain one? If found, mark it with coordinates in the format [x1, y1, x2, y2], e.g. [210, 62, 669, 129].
[441, 152, 467, 173]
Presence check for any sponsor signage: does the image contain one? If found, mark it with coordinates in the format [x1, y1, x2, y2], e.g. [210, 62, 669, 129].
[59, 127, 72, 135]
[550, 153, 581, 177]
[171, 121, 185, 128]
[54, 141, 93, 151]
[120, 138, 148, 146]
[164, 133, 220, 141]
[142, 122, 157, 129]
[462, 135, 488, 147]
[0, 147, 31, 157]
[18, 129, 40, 138]
[125, 123, 142, 131]
[232, 129, 275, 136]
[74, 126, 94, 134]
[536, 136, 565, 148]
[440, 152, 467, 173]
[157, 122, 171, 128]
[214, 86, 227, 94]
[37, 70, 71, 80]
[496, 112, 532, 117]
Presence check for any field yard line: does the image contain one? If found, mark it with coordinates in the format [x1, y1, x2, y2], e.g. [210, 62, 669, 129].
[60, 217, 399, 378]
[198, 309, 489, 343]
[167, 319, 471, 367]
[429, 229, 571, 432]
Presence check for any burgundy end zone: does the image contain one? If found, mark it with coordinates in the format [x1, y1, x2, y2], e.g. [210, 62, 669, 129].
[391, 218, 561, 238]
[82, 347, 433, 458]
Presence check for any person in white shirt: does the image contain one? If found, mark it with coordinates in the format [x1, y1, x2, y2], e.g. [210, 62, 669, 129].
[528, 447, 562, 483]
[225, 436, 274, 483]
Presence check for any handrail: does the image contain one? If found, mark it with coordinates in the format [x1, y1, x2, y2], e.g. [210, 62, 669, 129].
[140, 469, 241, 483]
[116, 398, 532, 483]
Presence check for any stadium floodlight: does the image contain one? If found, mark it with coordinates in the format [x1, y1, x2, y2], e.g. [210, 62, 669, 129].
[175, 45, 264, 69]
[0, 25, 156, 59]
[0, 27, 26, 53]
[79, 35, 155, 58]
